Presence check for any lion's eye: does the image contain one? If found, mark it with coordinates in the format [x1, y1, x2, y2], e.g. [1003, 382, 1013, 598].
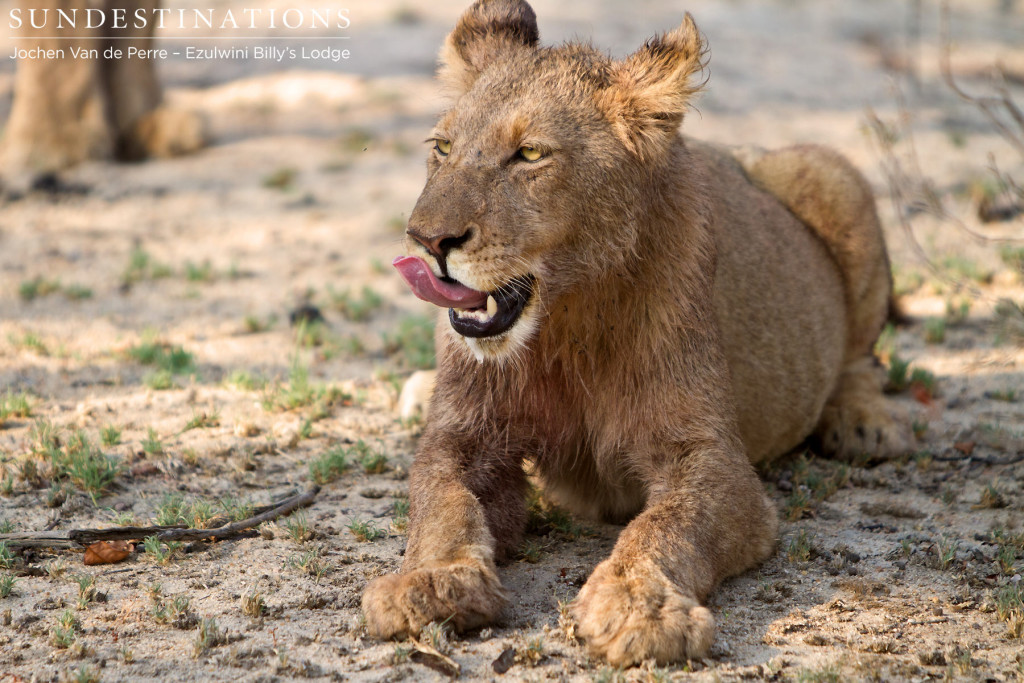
[434, 139, 452, 156]
[519, 145, 543, 162]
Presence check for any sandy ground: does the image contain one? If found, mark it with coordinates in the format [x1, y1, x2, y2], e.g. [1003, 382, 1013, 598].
[1, 0, 1023, 681]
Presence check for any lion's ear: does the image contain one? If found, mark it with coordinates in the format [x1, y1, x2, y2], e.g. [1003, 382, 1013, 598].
[599, 14, 707, 160]
[438, 0, 540, 95]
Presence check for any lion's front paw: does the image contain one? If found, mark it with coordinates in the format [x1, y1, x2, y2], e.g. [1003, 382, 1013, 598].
[572, 557, 714, 666]
[362, 560, 507, 639]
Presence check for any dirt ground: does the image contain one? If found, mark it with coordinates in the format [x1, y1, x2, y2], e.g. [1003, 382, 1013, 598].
[1, 1, 1023, 681]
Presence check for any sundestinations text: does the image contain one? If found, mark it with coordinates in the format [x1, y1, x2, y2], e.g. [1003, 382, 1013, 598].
[9, 8, 351, 31]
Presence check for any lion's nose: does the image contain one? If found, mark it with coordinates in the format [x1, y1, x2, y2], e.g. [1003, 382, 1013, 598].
[407, 226, 472, 260]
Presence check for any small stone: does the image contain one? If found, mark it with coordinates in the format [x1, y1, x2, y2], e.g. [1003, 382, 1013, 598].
[492, 647, 515, 674]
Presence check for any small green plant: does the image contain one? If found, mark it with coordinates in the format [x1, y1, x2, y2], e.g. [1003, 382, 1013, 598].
[218, 496, 254, 522]
[100, 424, 122, 447]
[988, 388, 1018, 403]
[142, 428, 164, 455]
[284, 512, 313, 544]
[62, 284, 93, 301]
[262, 167, 297, 190]
[193, 616, 226, 658]
[241, 588, 265, 618]
[154, 493, 187, 526]
[261, 355, 351, 413]
[347, 517, 386, 542]
[328, 285, 384, 322]
[526, 491, 584, 538]
[0, 519, 12, 534]
[187, 499, 217, 529]
[420, 620, 452, 655]
[357, 441, 388, 474]
[786, 530, 813, 563]
[391, 497, 410, 533]
[46, 558, 68, 579]
[997, 545, 1019, 576]
[183, 410, 220, 432]
[520, 539, 543, 563]
[127, 335, 196, 383]
[287, 548, 328, 581]
[51, 609, 79, 648]
[308, 446, 351, 484]
[75, 574, 97, 609]
[46, 479, 70, 505]
[382, 315, 435, 369]
[143, 535, 182, 565]
[942, 255, 992, 284]
[184, 260, 214, 283]
[70, 664, 101, 683]
[923, 317, 946, 344]
[226, 369, 267, 391]
[886, 355, 911, 392]
[38, 430, 121, 502]
[998, 245, 1024, 273]
[145, 369, 174, 390]
[0, 390, 32, 424]
[945, 297, 972, 324]
[18, 276, 61, 301]
[796, 662, 841, 683]
[938, 536, 959, 570]
[0, 574, 14, 598]
[784, 487, 812, 521]
[974, 483, 1007, 509]
[8, 331, 49, 356]
[909, 367, 936, 393]
[243, 314, 276, 334]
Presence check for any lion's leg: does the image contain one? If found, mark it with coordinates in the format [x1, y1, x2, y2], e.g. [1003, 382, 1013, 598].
[102, 1, 206, 160]
[0, 1, 111, 184]
[736, 145, 911, 459]
[1, 1, 204, 185]
[573, 447, 777, 666]
[362, 433, 526, 637]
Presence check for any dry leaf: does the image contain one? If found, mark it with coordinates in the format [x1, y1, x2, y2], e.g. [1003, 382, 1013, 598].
[953, 441, 976, 456]
[409, 638, 460, 677]
[84, 540, 133, 566]
[910, 383, 933, 405]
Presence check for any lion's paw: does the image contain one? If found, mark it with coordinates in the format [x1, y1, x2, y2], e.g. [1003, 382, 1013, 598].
[817, 397, 911, 461]
[362, 561, 507, 639]
[572, 557, 714, 666]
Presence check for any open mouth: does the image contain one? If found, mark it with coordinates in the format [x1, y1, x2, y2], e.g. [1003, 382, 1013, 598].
[393, 256, 534, 339]
[447, 275, 533, 338]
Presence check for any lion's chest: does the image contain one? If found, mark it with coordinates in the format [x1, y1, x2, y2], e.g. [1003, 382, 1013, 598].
[505, 366, 646, 521]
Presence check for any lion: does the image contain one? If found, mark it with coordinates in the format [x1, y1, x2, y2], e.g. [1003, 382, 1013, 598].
[1, 0, 204, 190]
[363, 0, 909, 666]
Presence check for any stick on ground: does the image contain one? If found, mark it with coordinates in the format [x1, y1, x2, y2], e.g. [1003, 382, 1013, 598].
[0, 486, 321, 550]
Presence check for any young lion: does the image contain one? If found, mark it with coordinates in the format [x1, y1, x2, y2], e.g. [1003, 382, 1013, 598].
[364, 0, 908, 665]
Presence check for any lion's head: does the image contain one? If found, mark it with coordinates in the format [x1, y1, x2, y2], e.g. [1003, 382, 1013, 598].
[394, 0, 706, 362]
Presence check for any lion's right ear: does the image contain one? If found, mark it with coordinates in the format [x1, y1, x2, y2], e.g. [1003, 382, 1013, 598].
[439, 0, 540, 95]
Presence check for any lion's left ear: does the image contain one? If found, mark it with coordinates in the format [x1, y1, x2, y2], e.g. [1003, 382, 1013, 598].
[439, 0, 540, 95]
[598, 14, 707, 160]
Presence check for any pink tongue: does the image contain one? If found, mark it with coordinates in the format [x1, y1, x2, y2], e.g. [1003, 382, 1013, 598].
[393, 256, 488, 309]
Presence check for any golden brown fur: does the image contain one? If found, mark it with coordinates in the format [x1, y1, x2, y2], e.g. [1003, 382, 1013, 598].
[363, 0, 909, 665]
[1, 1, 205, 188]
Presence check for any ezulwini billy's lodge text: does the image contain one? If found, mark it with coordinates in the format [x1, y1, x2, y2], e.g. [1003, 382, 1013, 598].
[11, 45, 350, 63]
